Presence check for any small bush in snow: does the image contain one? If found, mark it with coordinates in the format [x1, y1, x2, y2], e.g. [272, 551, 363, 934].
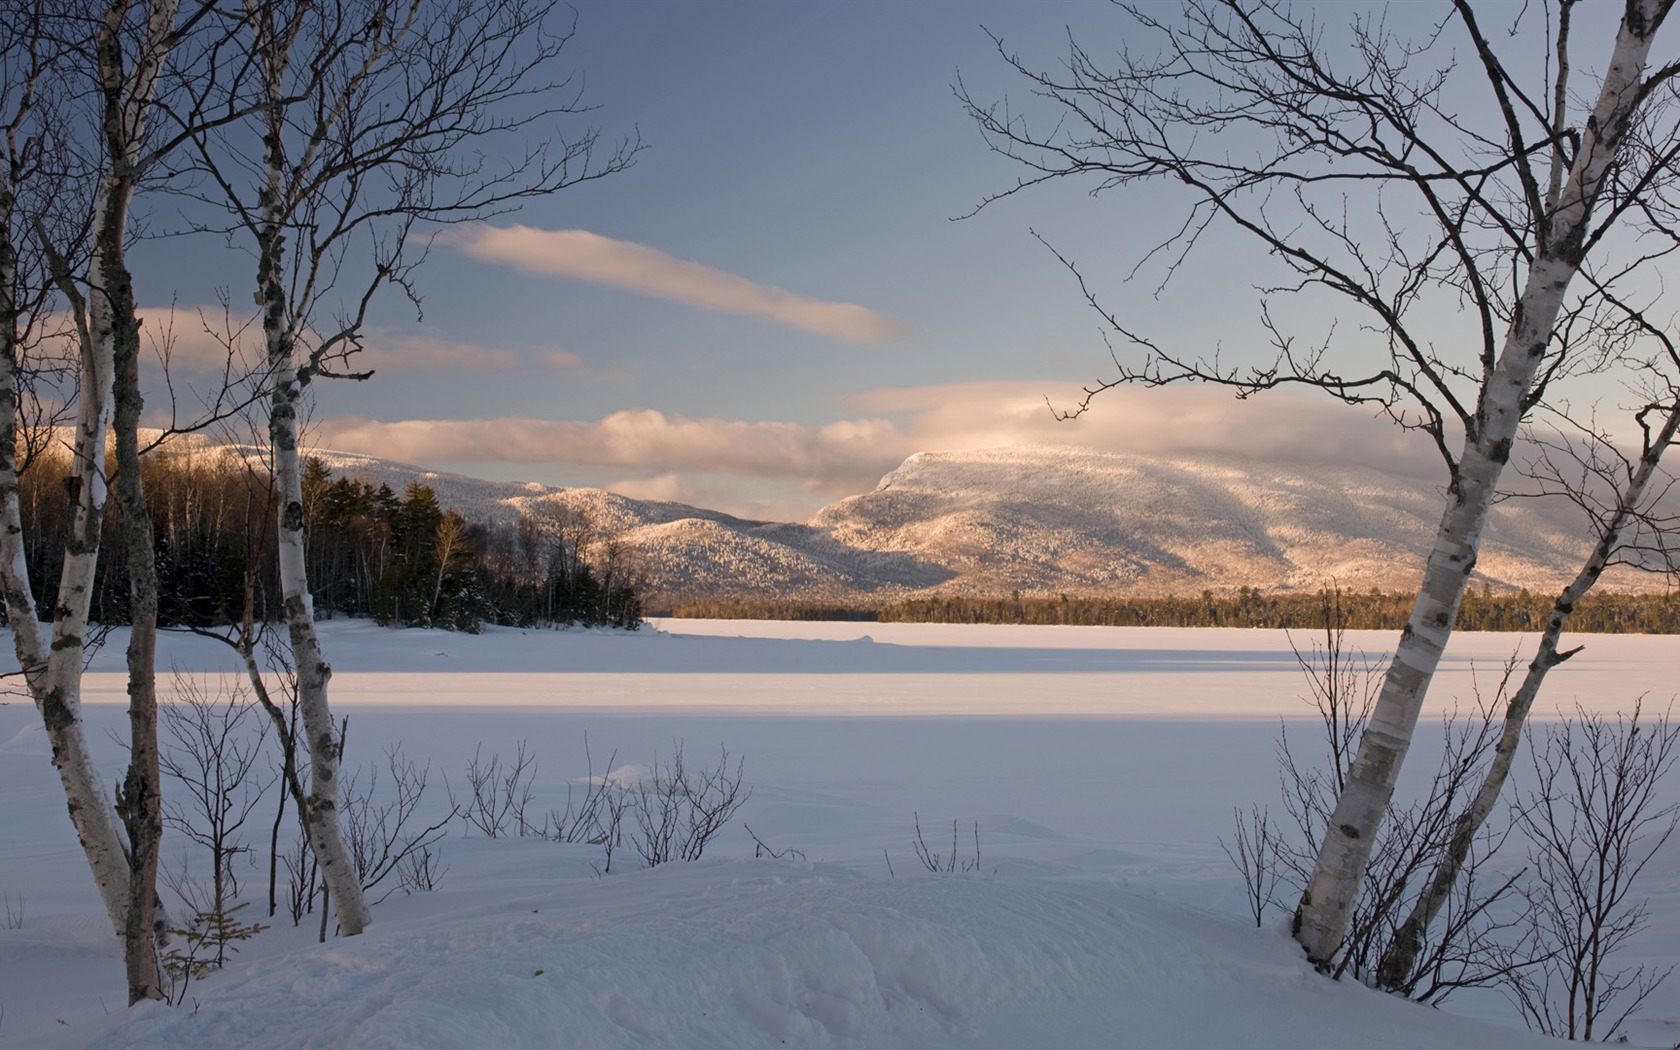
[451, 739, 751, 874]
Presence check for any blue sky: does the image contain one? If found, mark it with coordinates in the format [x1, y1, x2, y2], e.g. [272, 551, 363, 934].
[128, 1, 1644, 521]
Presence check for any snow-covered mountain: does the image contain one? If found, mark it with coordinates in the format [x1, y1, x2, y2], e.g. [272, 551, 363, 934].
[810, 444, 1629, 597]
[296, 442, 1646, 605]
[302, 448, 954, 604]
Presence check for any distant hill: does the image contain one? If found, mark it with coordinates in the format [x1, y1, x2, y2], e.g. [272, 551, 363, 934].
[300, 449, 953, 606]
[300, 443, 1646, 606]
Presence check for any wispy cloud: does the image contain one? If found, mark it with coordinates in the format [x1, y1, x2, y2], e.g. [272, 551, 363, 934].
[125, 307, 577, 376]
[316, 410, 912, 496]
[456, 226, 909, 344]
[853, 382, 1437, 478]
[312, 382, 1439, 518]
[603, 472, 818, 523]
[355, 331, 582, 372]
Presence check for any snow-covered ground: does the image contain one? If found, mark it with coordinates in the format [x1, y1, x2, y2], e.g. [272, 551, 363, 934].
[2, 619, 1676, 1048]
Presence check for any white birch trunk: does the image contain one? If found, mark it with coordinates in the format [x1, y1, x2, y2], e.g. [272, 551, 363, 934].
[269, 372, 369, 934]
[0, 0, 187, 951]
[1375, 400, 1680, 988]
[0, 163, 46, 682]
[1294, 0, 1674, 965]
[256, 24, 369, 934]
[32, 182, 133, 939]
[105, 109, 166, 1001]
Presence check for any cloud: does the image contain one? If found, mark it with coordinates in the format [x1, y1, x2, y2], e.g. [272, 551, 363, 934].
[312, 381, 1443, 522]
[603, 472, 817, 523]
[133, 306, 262, 373]
[316, 410, 913, 496]
[456, 226, 909, 344]
[354, 331, 582, 372]
[854, 382, 1439, 479]
[122, 307, 577, 376]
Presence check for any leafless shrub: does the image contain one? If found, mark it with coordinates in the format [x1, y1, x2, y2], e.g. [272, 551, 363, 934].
[1333, 692, 1515, 993]
[342, 745, 459, 903]
[541, 736, 617, 845]
[746, 825, 806, 863]
[1508, 699, 1679, 1041]
[1, 891, 22, 930]
[454, 741, 539, 839]
[910, 813, 984, 874]
[624, 744, 750, 867]
[1222, 804, 1283, 927]
[280, 821, 320, 927]
[159, 673, 273, 919]
[395, 843, 448, 895]
[440, 738, 749, 875]
[1286, 590, 1383, 798]
[1268, 591, 1536, 1001]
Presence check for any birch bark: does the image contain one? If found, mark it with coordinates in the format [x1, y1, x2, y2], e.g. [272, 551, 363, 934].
[253, 9, 369, 934]
[94, 0, 178, 998]
[0, 1, 184, 968]
[111, 252, 164, 1001]
[1294, 0, 1677, 965]
[30, 181, 133, 939]
[103, 70, 166, 996]
[1374, 400, 1680, 989]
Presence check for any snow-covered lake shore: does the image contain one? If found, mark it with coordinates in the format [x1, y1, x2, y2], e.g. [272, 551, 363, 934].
[2, 619, 1674, 1047]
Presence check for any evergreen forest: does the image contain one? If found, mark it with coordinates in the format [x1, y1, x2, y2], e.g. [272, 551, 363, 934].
[14, 443, 641, 633]
[673, 587, 1680, 633]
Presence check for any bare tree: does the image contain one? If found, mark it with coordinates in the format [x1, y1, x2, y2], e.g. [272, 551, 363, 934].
[0, 0, 129, 954]
[170, 0, 635, 935]
[961, 0, 1680, 966]
[1, 0, 221, 1003]
[1378, 394, 1680, 990]
[3, 0, 269, 1001]
[159, 671, 272, 927]
[1511, 700, 1679, 1040]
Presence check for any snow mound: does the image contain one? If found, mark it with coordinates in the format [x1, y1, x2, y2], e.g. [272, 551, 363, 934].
[87, 862, 1547, 1050]
[600, 763, 683, 795]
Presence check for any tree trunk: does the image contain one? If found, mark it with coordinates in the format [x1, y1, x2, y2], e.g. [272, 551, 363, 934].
[256, 35, 369, 933]
[107, 184, 165, 1004]
[0, 119, 135, 944]
[33, 180, 136, 942]
[1375, 399, 1680, 989]
[0, 0, 187, 966]
[1294, 0, 1674, 966]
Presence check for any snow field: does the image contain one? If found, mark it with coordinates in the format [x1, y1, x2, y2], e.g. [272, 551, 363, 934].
[1, 619, 1676, 1047]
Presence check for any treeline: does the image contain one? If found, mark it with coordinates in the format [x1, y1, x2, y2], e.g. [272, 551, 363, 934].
[663, 600, 880, 621]
[671, 586, 1680, 634]
[17, 444, 640, 632]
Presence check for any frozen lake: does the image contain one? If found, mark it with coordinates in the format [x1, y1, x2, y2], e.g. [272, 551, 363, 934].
[2, 619, 1675, 1047]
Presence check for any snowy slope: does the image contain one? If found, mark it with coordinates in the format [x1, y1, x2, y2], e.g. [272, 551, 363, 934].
[299, 449, 952, 604]
[297, 443, 1635, 603]
[812, 445, 1616, 596]
[73, 863, 1555, 1050]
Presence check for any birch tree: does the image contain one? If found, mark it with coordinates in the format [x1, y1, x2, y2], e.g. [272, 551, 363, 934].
[179, 0, 635, 935]
[0, 0, 220, 1001]
[961, 0, 1680, 967]
[98, 0, 180, 998]
[0, 2, 130, 952]
[2, 0, 172, 1001]
[1377, 386, 1680, 989]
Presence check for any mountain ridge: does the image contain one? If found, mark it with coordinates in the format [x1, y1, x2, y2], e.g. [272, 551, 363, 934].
[293, 442, 1652, 606]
